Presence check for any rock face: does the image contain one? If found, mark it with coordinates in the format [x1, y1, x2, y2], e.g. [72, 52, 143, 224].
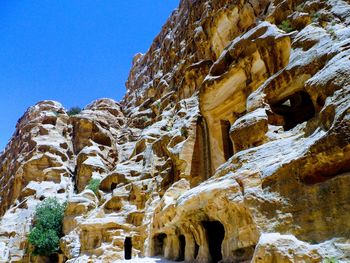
[1, 0, 350, 262]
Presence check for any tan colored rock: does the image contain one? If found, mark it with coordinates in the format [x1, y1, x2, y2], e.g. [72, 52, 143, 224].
[230, 108, 269, 152]
[0, 0, 350, 262]
[252, 233, 349, 263]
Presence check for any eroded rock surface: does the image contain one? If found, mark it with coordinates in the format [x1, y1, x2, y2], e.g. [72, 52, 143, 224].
[0, 0, 350, 262]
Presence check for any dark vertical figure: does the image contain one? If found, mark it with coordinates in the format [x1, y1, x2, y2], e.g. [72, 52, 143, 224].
[124, 237, 132, 260]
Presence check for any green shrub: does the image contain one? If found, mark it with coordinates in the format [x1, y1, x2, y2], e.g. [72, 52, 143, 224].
[323, 257, 339, 263]
[28, 227, 60, 256]
[87, 178, 101, 194]
[278, 20, 294, 33]
[312, 12, 320, 23]
[67, 106, 82, 116]
[28, 198, 66, 256]
[34, 198, 66, 230]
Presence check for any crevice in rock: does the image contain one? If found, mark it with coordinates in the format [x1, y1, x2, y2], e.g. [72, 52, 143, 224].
[92, 132, 112, 147]
[111, 182, 117, 191]
[190, 117, 211, 186]
[220, 119, 234, 160]
[178, 235, 185, 261]
[194, 241, 199, 260]
[302, 159, 350, 185]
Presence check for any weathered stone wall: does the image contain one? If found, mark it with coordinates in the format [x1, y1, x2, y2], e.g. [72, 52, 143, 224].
[0, 0, 349, 262]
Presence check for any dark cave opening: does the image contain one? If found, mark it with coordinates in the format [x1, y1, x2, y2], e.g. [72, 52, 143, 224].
[153, 233, 167, 256]
[220, 120, 234, 160]
[202, 221, 225, 263]
[178, 235, 186, 261]
[124, 237, 132, 260]
[48, 253, 59, 263]
[271, 91, 315, 130]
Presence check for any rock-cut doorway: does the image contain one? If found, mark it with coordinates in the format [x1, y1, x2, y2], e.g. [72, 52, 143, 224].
[124, 236, 132, 260]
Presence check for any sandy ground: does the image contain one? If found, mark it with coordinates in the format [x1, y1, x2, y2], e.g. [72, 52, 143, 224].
[113, 257, 182, 262]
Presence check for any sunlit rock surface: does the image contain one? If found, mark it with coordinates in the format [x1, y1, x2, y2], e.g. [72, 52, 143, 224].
[0, 0, 350, 262]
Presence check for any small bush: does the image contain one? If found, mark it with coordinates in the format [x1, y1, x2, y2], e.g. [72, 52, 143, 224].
[67, 106, 82, 116]
[323, 257, 339, 263]
[87, 178, 101, 194]
[28, 198, 66, 256]
[28, 227, 60, 256]
[278, 20, 294, 33]
[312, 12, 320, 23]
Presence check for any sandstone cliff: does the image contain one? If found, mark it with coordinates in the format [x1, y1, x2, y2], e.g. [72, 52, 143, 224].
[0, 0, 350, 262]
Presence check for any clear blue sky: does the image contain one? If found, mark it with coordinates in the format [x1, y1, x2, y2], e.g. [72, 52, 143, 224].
[0, 0, 179, 150]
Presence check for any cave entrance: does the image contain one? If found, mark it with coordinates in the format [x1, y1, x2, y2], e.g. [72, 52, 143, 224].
[202, 221, 225, 263]
[220, 120, 233, 160]
[178, 235, 186, 261]
[153, 233, 167, 256]
[124, 237, 132, 260]
[271, 91, 315, 130]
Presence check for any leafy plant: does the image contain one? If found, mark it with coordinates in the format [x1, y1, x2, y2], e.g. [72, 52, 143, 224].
[67, 106, 82, 116]
[87, 178, 101, 194]
[278, 20, 294, 33]
[28, 227, 60, 256]
[28, 198, 66, 256]
[312, 12, 320, 23]
[323, 257, 339, 263]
